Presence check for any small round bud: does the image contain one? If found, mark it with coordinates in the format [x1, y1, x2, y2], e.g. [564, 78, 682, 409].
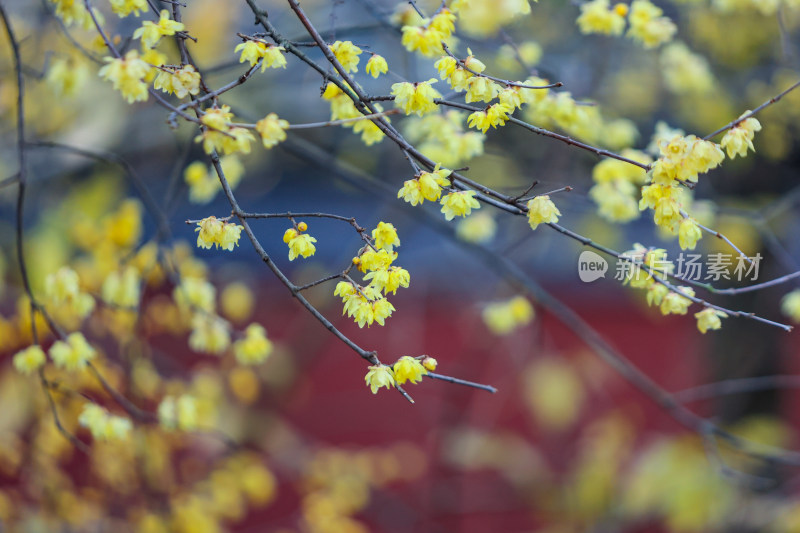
[297, 222, 308, 232]
[352, 257, 361, 265]
[422, 356, 438, 372]
[614, 3, 629, 16]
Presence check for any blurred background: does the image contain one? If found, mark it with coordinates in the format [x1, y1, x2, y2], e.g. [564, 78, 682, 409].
[1, 0, 800, 531]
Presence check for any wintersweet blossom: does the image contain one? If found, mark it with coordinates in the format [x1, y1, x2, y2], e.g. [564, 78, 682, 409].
[527, 195, 561, 229]
[440, 190, 480, 220]
[330, 40, 362, 72]
[393, 356, 428, 385]
[133, 10, 184, 49]
[233, 324, 273, 365]
[13, 345, 46, 376]
[255, 113, 290, 148]
[467, 103, 513, 133]
[659, 286, 695, 316]
[720, 113, 762, 159]
[98, 50, 151, 103]
[49, 332, 96, 371]
[678, 218, 703, 250]
[195, 216, 243, 251]
[235, 41, 287, 71]
[153, 65, 201, 98]
[391, 80, 441, 116]
[371, 222, 400, 252]
[576, 0, 627, 36]
[78, 404, 132, 441]
[365, 54, 388, 78]
[364, 365, 395, 394]
[283, 228, 317, 260]
[695, 308, 726, 333]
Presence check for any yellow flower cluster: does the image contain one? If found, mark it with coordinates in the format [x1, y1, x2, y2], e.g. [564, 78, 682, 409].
[49, 332, 96, 371]
[283, 224, 317, 261]
[589, 149, 651, 223]
[233, 324, 273, 365]
[158, 394, 198, 431]
[660, 42, 715, 95]
[235, 40, 287, 71]
[153, 65, 201, 99]
[196, 105, 254, 156]
[329, 40, 362, 72]
[195, 216, 244, 252]
[641, 134, 724, 236]
[45, 267, 95, 322]
[577, 0, 628, 36]
[133, 10, 184, 49]
[99, 50, 152, 104]
[401, 8, 456, 57]
[397, 165, 452, 205]
[255, 113, 290, 149]
[102, 266, 141, 308]
[78, 404, 132, 441]
[482, 295, 535, 335]
[364, 355, 432, 395]
[467, 103, 513, 133]
[189, 313, 230, 354]
[334, 222, 410, 328]
[527, 195, 561, 230]
[628, 0, 676, 48]
[392, 79, 442, 116]
[721, 112, 762, 158]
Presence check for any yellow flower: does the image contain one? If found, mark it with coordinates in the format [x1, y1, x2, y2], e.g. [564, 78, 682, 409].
[393, 356, 428, 385]
[678, 217, 703, 250]
[158, 394, 198, 431]
[627, 0, 676, 48]
[467, 103, 512, 133]
[233, 324, 273, 365]
[372, 222, 400, 252]
[695, 308, 726, 334]
[154, 65, 201, 99]
[195, 216, 243, 251]
[781, 290, 800, 323]
[234, 41, 286, 71]
[527, 195, 561, 229]
[78, 404, 132, 441]
[422, 356, 438, 371]
[49, 332, 97, 371]
[482, 296, 535, 335]
[357, 248, 397, 273]
[418, 166, 452, 201]
[577, 0, 627, 36]
[13, 345, 46, 376]
[401, 25, 446, 57]
[174, 276, 215, 313]
[391, 79, 441, 116]
[397, 178, 424, 206]
[363, 266, 411, 295]
[283, 228, 317, 261]
[465, 77, 501, 104]
[109, 0, 147, 17]
[102, 267, 141, 307]
[98, 50, 151, 104]
[330, 40, 362, 72]
[189, 313, 231, 354]
[132, 10, 184, 49]
[659, 286, 695, 316]
[440, 190, 480, 220]
[365, 54, 388, 78]
[364, 365, 395, 394]
[255, 113, 290, 149]
[195, 105, 255, 155]
[720, 113, 762, 159]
